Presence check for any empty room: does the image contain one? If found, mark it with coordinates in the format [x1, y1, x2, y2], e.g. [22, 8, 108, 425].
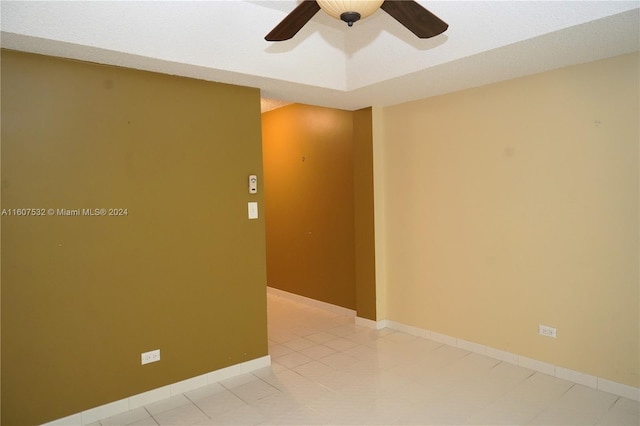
[1, 1, 638, 425]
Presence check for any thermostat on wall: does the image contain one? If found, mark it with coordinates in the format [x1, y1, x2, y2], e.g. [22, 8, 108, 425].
[249, 175, 258, 194]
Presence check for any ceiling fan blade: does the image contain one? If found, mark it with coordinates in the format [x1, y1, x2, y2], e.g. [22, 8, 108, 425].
[265, 0, 321, 41]
[380, 0, 448, 39]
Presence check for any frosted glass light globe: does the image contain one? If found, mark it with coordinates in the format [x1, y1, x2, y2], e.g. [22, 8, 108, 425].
[317, 0, 385, 21]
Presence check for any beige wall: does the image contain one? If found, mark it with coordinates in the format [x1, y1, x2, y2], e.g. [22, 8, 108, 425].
[1, 50, 268, 425]
[380, 53, 639, 387]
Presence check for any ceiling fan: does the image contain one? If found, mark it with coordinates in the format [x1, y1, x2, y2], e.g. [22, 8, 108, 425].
[265, 0, 448, 41]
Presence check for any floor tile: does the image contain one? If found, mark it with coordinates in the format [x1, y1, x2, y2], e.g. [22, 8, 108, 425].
[298, 343, 337, 359]
[596, 396, 640, 425]
[184, 383, 227, 402]
[281, 337, 317, 351]
[248, 392, 300, 418]
[486, 359, 535, 386]
[206, 404, 266, 425]
[227, 378, 280, 403]
[129, 418, 159, 426]
[368, 396, 416, 425]
[272, 351, 313, 369]
[268, 344, 294, 358]
[292, 363, 354, 392]
[506, 372, 575, 407]
[100, 408, 152, 426]
[327, 323, 360, 338]
[258, 369, 331, 403]
[293, 360, 335, 381]
[219, 373, 258, 389]
[383, 330, 418, 343]
[464, 397, 544, 425]
[94, 294, 639, 426]
[267, 331, 298, 344]
[529, 406, 603, 425]
[323, 337, 359, 351]
[265, 406, 330, 425]
[145, 395, 192, 416]
[305, 331, 340, 344]
[549, 384, 618, 415]
[191, 389, 246, 418]
[152, 403, 209, 426]
[317, 351, 360, 370]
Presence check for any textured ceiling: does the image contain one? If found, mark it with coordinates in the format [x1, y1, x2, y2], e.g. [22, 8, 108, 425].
[1, 1, 638, 111]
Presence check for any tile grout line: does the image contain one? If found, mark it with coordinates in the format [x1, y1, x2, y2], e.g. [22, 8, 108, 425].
[181, 390, 213, 422]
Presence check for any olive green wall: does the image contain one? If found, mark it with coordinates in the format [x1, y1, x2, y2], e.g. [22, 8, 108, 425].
[262, 104, 376, 316]
[1, 50, 268, 425]
[379, 53, 639, 387]
[353, 108, 377, 321]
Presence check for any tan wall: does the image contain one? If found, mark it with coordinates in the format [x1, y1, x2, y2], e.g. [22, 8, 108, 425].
[380, 53, 639, 387]
[1, 50, 268, 425]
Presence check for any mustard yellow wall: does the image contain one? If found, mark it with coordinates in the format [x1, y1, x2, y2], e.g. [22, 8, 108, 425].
[262, 105, 376, 318]
[262, 104, 356, 310]
[371, 107, 387, 321]
[353, 108, 377, 321]
[1, 50, 268, 425]
[380, 53, 639, 387]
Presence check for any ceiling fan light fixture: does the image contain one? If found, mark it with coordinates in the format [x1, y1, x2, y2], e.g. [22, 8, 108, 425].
[265, 0, 448, 42]
[340, 11, 361, 26]
[317, 0, 384, 25]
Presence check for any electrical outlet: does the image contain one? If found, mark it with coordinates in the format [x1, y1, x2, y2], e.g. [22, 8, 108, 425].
[141, 349, 161, 365]
[538, 324, 557, 338]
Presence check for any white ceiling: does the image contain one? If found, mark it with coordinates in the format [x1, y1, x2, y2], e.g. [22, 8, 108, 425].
[1, 1, 638, 111]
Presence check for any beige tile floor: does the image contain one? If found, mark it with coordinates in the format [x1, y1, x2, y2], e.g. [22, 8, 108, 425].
[93, 294, 639, 425]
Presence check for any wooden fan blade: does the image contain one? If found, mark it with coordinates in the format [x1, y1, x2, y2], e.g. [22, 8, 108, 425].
[265, 0, 321, 41]
[380, 0, 448, 38]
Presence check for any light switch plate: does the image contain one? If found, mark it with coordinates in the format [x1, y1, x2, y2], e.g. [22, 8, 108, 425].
[248, 202, 258, 219]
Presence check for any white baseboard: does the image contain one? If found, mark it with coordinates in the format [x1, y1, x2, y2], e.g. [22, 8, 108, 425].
[267, 286, 356, 317]
[266, 290, 639, 402]
[355, 316, 386, 330]
[267, 287, 390, 330]
[384, 320, 639, 402]
[41, 355, 271, 426]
